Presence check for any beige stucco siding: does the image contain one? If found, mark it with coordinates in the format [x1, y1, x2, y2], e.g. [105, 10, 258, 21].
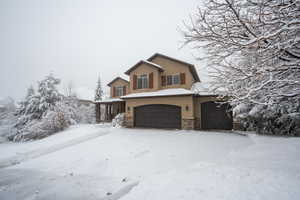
[150, 56, 196, 90]
[129, 63, 160, 93]
[125, 95, 194, 128]
[110, 79, 129, 98]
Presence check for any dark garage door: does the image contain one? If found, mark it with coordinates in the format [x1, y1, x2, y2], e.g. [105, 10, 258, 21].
[134, 104, 181, 129]
[201, 101, 233, 130]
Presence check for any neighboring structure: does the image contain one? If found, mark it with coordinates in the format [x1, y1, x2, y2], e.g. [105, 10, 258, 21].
[95, 53, 233, 130]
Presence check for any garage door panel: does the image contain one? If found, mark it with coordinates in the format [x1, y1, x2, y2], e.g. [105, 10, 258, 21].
[201, 101, 233, 130]
[134, 104, 181, 129]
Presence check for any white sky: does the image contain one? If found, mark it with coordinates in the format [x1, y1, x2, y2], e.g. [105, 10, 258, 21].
[0, 0, 208, 100]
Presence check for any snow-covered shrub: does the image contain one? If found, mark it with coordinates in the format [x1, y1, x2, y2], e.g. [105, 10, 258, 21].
[112, 113, 125, 128]
[9, 74, 98, 142]
[10, 99, 78, 141]
[0, 97, 17, 140]
[11, 74, 80, 141]
[234, 101, 300, 136]
[77, 103, 95, 124]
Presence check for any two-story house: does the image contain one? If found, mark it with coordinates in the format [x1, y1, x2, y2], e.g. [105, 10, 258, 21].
[95, 53, 233, 130]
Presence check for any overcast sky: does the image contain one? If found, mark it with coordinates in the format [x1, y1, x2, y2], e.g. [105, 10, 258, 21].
[0, 0, 207, 100]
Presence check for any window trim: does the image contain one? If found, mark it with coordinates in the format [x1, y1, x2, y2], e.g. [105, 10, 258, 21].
[115, 86, 124, 96]
[172, 74, 180, 85]
[137, 74, 149, 89]
[165, 74, 181, 86]
[166, 75, 173, 85]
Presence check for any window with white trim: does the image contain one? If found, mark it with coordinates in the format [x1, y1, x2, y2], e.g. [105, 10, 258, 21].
[173, 74, 180, 84]
[166, 74, 180, 85]
[115, 86, 124, 96]
[137, 74, 148, 89]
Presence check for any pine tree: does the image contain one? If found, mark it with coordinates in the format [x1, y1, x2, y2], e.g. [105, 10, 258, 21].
[26, 85, 35, 99]
[94, 75, 103, 101]
[17, 85, 35, 116]
[37, 73, 61, 106]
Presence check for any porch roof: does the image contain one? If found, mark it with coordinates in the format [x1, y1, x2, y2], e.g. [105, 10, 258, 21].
[121, 88, 194, 99]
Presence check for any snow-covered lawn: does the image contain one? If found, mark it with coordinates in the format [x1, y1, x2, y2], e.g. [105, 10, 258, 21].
[0, 124, 300, 200]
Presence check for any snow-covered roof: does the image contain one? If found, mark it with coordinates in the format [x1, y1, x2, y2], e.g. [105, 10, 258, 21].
[141, 60, 163, 70]
[191, 82, 226, 96]
[121, 88, 194, 99]
[191, 82, 215, 95]
[107, 77, 129, 87]
[95, 98, 124, 103]
[147, 53, 200, 82]
[125, 60, 164, 75]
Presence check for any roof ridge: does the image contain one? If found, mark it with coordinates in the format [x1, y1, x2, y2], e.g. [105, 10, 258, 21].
[141, 60, 163, 68]
[147, 53, 200, 82]
[107, 76, 129, 87]
[125, 60, 164, 75]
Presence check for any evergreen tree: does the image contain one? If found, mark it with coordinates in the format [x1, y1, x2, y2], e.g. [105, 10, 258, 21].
[17, 85, 35, 116]
[94, 75, 103, 101]
[37, 73, 61, 105]
[26, 85, 35, 99]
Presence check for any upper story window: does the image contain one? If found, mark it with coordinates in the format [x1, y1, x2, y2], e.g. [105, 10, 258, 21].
[115, 86, 124, 96]
[137, 74, 148, 89]
[166, 74, 181, 85]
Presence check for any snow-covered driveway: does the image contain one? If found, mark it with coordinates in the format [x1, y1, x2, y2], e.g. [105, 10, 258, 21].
[0, 124, 300, 200]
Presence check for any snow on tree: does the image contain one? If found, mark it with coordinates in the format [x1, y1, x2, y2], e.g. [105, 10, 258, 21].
[36, 73, 62, 117]
[16, 85, 35, 116]
[64, 81, 77, 97]
[112, 113, 125, 128]
[182, 0, 300, 135]
[0, 97, 17, 140]
[77, 103, 95, 124]
[9, 73, 98, 141]
[10, 74, 76, 141]
[94, 75, 103, 101]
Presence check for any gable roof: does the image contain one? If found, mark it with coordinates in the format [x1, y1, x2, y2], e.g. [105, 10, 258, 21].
[124, 60, 164, 75]
[147, 53, 200, 82]
[107, 77, 129, 87]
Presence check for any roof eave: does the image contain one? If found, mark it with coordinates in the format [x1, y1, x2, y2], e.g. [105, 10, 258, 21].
[148, 53, 200, 82]
[121, 93, 193, 99]
[125, 60, 164, 75]
[107, 77, 129, 87]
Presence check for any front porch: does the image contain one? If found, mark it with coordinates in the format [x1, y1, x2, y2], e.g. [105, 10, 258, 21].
[95, 99, 125, 122]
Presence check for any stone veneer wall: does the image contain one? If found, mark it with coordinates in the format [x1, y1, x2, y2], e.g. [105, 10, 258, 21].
[194, 117, 201, 130]
[182, 119, 195, 130]
[124, 116, 134, 128]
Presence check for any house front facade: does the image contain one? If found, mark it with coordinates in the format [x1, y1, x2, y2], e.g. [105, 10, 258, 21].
[95, 53, 233, 130]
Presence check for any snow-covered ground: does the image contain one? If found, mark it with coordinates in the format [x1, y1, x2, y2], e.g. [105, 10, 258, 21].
[0, 124, 300, 200]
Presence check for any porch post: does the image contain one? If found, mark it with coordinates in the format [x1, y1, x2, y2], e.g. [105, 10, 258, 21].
[109, 104, 112, 121]
[105, 104, 108, 121]
[95, 103, 98, 123]
[99, 104, 101, 122]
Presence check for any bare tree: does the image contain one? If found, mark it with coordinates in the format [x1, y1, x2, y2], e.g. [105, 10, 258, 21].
[182, 0, 300, 135]
[64, 81, 77, 98]
[182, 0, 300, 106]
